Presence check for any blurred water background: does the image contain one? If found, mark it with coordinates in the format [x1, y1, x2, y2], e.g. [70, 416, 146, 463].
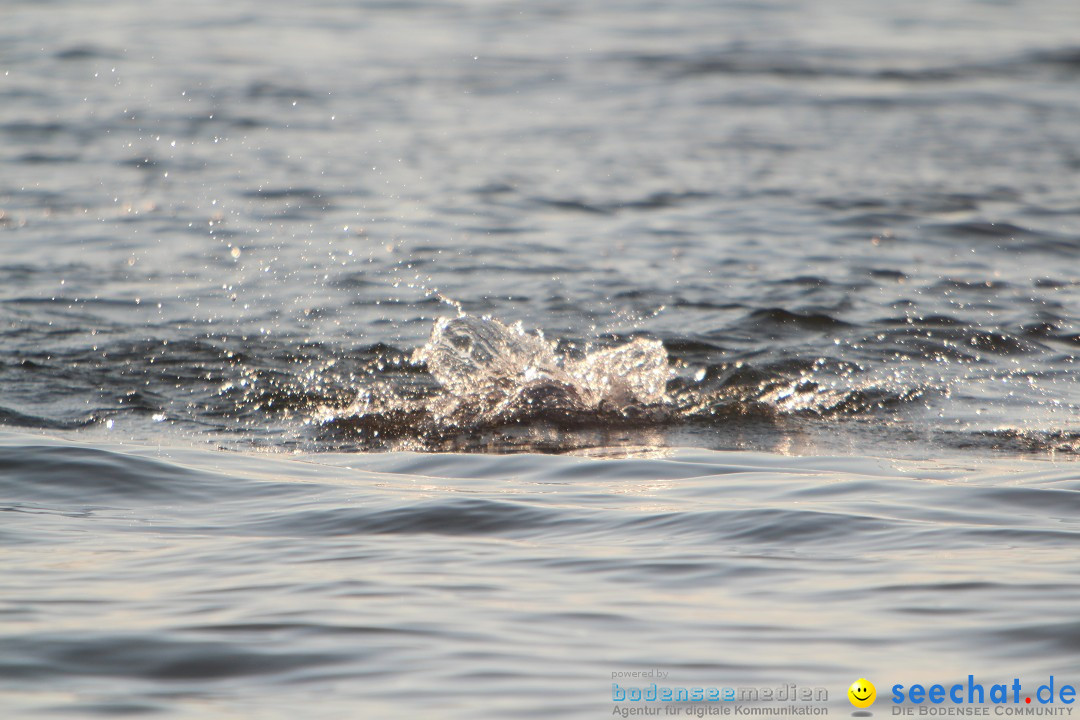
[2, 0, 1080, 717]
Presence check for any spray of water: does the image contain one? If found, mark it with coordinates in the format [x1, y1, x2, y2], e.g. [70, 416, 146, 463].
[413, 315, 671, 424]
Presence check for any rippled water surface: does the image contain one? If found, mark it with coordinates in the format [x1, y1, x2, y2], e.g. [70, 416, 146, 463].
[2, 0, 1080, 717]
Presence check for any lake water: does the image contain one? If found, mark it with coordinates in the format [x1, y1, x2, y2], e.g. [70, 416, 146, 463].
[2, 0, 1080, 717]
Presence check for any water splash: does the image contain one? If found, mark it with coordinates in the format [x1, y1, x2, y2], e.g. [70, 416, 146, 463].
[311, 315, 672, 447]
[413, 315, 671, 424]
[301, 315, 956, 451]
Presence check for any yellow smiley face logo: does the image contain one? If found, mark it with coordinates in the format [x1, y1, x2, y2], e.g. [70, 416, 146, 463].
[848, 678, 876, 708]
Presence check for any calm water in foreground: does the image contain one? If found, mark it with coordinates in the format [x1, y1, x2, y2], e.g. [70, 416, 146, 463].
[2, 0, 1080, 717]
